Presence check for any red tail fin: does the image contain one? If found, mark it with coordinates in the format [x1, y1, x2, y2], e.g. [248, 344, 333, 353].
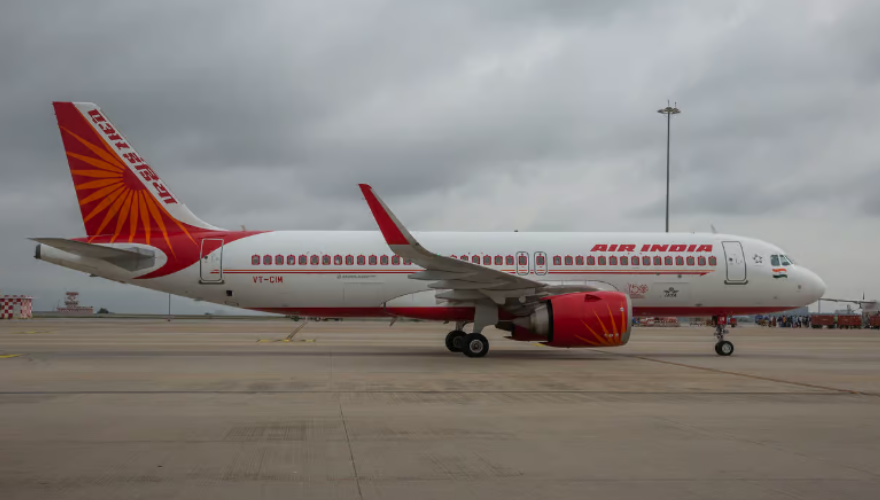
[52, 102, 218, 240]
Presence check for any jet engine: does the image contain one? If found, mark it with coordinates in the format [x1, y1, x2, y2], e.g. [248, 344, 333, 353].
[514, 291, 632, 348]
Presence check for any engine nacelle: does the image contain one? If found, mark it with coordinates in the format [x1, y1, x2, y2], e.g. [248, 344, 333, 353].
[516, 291, 633, 348]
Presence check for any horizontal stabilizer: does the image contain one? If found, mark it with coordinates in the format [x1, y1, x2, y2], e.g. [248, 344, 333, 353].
[32, 238, 155, 272]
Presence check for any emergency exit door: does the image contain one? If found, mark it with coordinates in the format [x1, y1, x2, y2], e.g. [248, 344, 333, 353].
[200, 238, 224, 283]
[722, 241, 747, 284]
[515, 251, 529, 275]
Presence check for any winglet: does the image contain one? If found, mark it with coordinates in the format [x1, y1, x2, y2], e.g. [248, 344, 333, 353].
[358, 184, 413, 246]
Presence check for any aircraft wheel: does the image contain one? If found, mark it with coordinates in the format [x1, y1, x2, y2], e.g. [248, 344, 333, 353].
[715, 340, 734, 356]
[462, 333, 489, 358]
[445, 330, 466, 353]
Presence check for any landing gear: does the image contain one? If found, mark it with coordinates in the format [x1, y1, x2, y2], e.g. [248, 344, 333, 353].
[715, 340, 734, 356]
[714, 322, 734, 356]
[462, 333, 489, 358]
[445, 330, 466, 352]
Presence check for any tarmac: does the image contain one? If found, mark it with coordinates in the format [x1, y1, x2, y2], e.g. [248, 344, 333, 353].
[1, 318, 879, 499]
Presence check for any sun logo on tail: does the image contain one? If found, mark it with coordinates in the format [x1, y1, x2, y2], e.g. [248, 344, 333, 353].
[59, 123, 196, 257]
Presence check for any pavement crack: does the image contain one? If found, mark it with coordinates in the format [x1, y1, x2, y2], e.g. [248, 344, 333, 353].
[598, 351, 878, 397]
[339, 402, 363, 500]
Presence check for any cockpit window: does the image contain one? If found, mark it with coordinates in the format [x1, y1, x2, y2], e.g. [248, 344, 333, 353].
[780, 255, 793, 266]
[770, 255, 780, 266]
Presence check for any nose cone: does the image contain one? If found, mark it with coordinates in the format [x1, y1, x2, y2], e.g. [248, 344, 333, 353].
[802, 268, 826, 303]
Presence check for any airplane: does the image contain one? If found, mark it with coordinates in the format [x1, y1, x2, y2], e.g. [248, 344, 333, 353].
[33, 102, 827, 358]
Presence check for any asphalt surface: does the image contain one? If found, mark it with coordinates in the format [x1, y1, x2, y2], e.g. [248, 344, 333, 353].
[1, 319, 879, 499]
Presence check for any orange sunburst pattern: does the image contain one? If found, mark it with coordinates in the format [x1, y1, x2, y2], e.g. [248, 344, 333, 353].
[53, 102, 197, 256]
[546, 291, 630, 347]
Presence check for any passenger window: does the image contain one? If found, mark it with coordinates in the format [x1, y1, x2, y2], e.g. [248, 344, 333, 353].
[651, 256, 660, 265]
[609, 256, 617, 265]
[518, 255, 527, 265]
[263, 255, 272, 265]
[299, 255, 307, 265]
[553, 256, 562, 265]
[380, 255, 389, 265]
[346, 255, 354, 265]
[495, 256, 503, 265]
[391, 256, 400, 265]
[676, 256, 684, 266]
[709, 256, 717, 266]
[620, 256, 628, 266]
[275, 255, 283, 265]
[334, 255, 343, 265]
[665, 256, 673, 266]
[687, 256, 695, 265]
[483, 255, 491, 265]
[357, 255, 365, 265]
[642, 256, 650, 266]
[598, 256, 606, 265]
[404, 259, 412, 265]
[564, 256, 573, 266]
[575, 256, 584, 265]
[310, 255, 319, 265]
[471, 255, 480, 264]
[369, 255, 377, 265]
[252, 255, 260, 265]
[287, 255, 296, 265]
[460, 255, 469, 261]
[323, 255, 331, 265]
[771, 255, 780, 266]
[698, 256, 706, 266]
[536, 255, 545, 266]
[506, 255, 514, 266]
[587, 256, 595, 265]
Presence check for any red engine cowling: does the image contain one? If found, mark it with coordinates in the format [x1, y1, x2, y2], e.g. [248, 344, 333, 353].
[518, 291, 633, 348]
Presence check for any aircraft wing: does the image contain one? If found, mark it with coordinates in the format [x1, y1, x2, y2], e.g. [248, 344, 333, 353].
[820, 297, 878, 311]
[358, 184, 601, 310]
[31, 238, 156, 272]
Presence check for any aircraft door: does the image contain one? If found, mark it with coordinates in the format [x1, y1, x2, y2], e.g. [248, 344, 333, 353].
[200, 238, 224, 283]
[516, 251, 529, 275]
[722, 241, 747, 284]
[534, 251, 547, 276]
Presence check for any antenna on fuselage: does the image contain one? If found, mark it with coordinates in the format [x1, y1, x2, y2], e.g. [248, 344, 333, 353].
[710, 224, 718, 234]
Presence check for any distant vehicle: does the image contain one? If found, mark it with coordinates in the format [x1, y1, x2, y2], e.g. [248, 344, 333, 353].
[811, 315, 836, 329]
[837, 316, 862, 329]
[33, 101, 829, 358]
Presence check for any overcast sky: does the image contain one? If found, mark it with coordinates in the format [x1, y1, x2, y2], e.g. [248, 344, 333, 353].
[1, 0, 877, 314]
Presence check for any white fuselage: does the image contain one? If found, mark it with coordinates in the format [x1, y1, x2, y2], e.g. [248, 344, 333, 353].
[38, 230, 826, 318]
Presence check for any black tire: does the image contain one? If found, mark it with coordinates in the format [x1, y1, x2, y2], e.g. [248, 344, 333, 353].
[715, 340, 734, 356]
[445, 330, 466, 353]
[462, 333, 489, 358]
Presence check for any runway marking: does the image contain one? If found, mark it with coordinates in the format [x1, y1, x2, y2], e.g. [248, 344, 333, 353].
[0, 354, 22, 359]
[600, 351, 879, 397]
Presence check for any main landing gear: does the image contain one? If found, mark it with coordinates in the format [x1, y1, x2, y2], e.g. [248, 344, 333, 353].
[445, 330, 490, 357]
[714, 322, 734, 356]
[445, 315, 492, 358]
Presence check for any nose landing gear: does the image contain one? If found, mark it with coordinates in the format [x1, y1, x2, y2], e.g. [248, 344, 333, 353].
[714, 321, 734, 356]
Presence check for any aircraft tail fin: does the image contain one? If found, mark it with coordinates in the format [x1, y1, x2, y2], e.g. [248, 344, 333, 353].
[52, 102, 220, 240]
